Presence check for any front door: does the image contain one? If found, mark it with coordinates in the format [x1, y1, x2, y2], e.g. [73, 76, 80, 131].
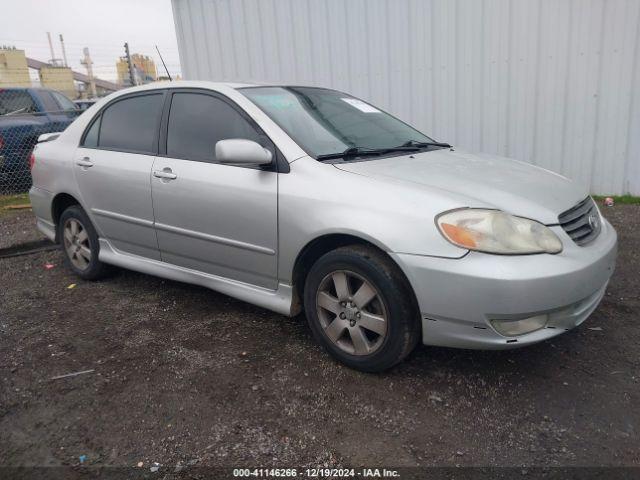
[74, 92, 164, 259]
[151, 91, 279, 289]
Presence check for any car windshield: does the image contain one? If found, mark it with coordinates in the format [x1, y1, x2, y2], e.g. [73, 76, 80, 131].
[240, 86, 437, 159]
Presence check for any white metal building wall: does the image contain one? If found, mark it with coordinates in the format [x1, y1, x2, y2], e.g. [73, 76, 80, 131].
[172, 0, 640, 195]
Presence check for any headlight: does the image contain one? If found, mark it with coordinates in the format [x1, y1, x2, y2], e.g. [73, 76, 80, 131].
[436, 209, 562, 254]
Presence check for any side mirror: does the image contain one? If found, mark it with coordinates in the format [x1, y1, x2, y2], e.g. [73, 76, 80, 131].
[215, 139, 273, 166]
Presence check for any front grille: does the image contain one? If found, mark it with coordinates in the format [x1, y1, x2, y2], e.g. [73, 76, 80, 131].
[558, 197, 601, 246]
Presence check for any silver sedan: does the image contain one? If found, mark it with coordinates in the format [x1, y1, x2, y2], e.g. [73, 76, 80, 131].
[29, 82, 617, 371]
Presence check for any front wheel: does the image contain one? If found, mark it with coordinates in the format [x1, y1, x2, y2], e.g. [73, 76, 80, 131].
[303, 245, 420, 372]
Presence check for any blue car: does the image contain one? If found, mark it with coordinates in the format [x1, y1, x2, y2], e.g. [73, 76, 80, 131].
[0, 87, 79, 193]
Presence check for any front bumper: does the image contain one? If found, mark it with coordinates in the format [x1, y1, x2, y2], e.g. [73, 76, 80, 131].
[392, 219, 617, 349]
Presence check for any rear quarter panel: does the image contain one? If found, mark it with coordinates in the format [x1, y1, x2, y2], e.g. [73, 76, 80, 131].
[30, 129, 82, 223]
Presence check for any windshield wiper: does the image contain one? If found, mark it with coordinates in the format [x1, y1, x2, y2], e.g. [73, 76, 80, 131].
[402, 140, 452, 149]
[316, 145, 420, 161]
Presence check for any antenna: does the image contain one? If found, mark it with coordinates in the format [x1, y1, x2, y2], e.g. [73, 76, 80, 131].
[155, 45, 172, 81]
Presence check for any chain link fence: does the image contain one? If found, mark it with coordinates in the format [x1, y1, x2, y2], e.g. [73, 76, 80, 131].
[1, 88, 80, 194]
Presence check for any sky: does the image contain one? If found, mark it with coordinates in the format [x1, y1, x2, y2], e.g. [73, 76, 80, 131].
[1, 0, 181, 83]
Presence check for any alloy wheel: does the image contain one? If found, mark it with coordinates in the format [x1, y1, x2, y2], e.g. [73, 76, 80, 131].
[315, 270, 388, 356]
[63, 218, 92, 270]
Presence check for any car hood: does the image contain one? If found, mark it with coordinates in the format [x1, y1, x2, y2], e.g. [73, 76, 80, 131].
[333, 148, 588, 224]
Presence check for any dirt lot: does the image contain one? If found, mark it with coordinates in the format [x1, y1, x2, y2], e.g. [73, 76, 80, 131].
[0, 205, 638, 475]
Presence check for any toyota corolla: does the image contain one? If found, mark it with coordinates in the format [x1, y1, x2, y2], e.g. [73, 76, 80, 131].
[29, 82, 617, 371]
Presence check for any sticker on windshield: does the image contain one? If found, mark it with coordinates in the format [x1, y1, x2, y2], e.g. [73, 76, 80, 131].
[341, 98, 381, 113]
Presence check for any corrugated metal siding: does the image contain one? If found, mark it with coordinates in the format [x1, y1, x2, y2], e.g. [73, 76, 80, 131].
[172, 0, 640, 194]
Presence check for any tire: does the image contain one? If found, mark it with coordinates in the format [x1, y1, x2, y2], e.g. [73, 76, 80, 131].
[58, 205, 111, 280]
[303, 245, 420, 372]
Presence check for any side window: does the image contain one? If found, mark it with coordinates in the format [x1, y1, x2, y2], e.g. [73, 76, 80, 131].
[82, 115, 101, 148]
[166, 92, 261, 163]
[0, 90, 37, 115]
[99, 94, 163, 154]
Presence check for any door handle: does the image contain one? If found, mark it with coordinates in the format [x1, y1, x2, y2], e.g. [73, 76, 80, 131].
[153, 169, 177, 180]
[76, 157, 94, 167]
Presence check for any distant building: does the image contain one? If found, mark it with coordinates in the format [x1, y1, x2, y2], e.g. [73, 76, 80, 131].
[38, 66, 76, 99]
[1, 47, 75, 98]
[0, 47, 31, 87]
[116, 53, 157, 86]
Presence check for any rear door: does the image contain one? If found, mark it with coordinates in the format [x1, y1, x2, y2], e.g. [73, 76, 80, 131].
[151, 90, 279, 289]
[74, 92, 164, 259]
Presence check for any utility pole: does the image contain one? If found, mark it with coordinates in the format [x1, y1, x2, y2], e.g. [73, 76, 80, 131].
[124, 42, 135, 86]
[81, 47, 97, 98]
[59, 34, 69, 67]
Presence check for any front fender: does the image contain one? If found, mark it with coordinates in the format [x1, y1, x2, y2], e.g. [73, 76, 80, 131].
[277, 157, 469, 283]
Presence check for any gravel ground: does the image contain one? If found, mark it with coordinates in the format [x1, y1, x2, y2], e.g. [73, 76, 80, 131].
[0, 205, 638, 474]
[0, 209, 47, 249]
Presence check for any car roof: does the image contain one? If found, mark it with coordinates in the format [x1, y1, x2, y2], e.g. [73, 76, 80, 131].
[117, 80, 259, 92]
[110, 81, 335, 94]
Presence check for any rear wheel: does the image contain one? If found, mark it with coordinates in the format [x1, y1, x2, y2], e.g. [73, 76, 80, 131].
[303, 245, 420, 372]
[59, 205, 111, 280]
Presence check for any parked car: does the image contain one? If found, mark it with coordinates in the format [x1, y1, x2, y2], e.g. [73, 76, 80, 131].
[29, 82, 617, 372]
[0, 87, 78, 193]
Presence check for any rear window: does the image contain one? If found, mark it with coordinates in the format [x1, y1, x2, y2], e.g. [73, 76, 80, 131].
[0, 90, 37, 116]
[98, 94, 163, 154]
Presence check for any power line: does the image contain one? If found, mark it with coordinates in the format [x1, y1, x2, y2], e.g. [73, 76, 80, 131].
[0, 37, 180, 49]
